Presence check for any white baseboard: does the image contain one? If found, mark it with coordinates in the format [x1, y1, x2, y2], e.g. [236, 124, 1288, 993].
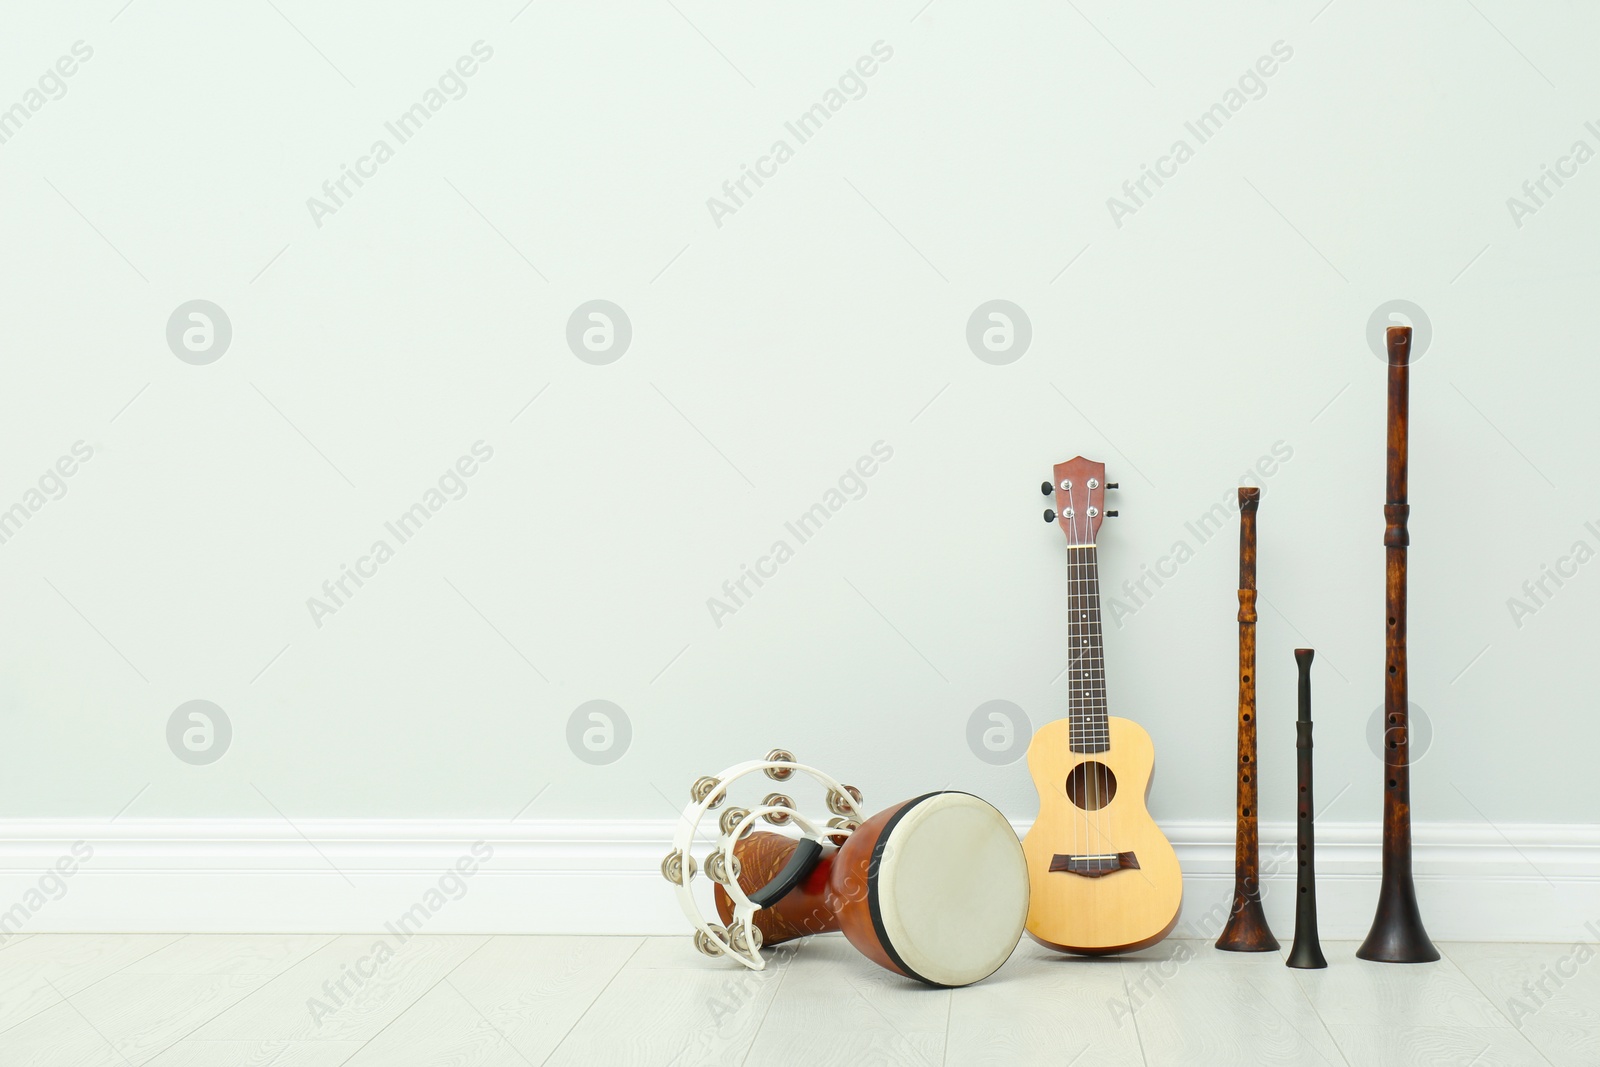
[2, 818, 1596, 943]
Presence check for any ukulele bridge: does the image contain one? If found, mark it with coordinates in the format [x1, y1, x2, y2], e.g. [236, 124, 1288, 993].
[1049, 852, 1140, 878]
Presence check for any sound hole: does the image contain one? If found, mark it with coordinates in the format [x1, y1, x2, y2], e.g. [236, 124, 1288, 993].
[1065, 762, 1117, 810]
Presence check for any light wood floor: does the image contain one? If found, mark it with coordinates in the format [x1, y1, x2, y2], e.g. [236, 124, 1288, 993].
[0, 932, 1589, 1065]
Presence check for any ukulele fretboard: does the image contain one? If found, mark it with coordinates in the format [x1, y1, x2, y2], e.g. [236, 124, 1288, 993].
[1065, 545, 1109, 753]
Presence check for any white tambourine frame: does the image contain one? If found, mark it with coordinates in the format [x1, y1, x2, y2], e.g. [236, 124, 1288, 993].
[668, 758, 865, 970]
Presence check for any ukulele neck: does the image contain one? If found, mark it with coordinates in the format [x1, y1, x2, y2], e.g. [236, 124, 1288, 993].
[1065, 545, 1109, 753]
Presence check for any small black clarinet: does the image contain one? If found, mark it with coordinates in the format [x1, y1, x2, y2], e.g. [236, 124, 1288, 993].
[1286, 648, 1327, 969]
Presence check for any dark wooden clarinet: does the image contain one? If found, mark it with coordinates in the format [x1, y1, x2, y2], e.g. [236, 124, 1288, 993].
[1216, 487, 1278, 952]
[1356, 324, 1440, 963]
[1286, 648, 1326, 969]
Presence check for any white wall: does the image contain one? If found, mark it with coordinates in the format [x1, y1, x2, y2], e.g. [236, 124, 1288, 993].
[0, 2, 1595, 937]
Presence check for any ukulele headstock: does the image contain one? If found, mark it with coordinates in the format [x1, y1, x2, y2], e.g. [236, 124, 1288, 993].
[1043, 457, 1116, 547]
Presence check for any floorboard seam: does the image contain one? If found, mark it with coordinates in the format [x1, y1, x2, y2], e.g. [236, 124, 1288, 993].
[938, 988, 952, 1067]
[341, 935, 494, 1064]
[737, 948, 795, 1067]
[138, 970, 286, 1065]
[537, 935, 645, 1067]
[0, 932, 188, 1039]
[139, 933, 335, 1051]
[1437, 943, 1559, 1067]
[1282, 966, 1353, 1067]
[1117, 959, 1151, 1067]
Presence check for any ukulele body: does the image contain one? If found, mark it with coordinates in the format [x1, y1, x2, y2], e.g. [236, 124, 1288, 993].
[1021, 715, 1182, 954]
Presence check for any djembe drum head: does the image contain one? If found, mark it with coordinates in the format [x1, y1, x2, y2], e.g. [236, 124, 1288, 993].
[830, 791, 1028, 987]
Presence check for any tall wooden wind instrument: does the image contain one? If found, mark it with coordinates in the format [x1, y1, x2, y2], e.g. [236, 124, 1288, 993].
[1286, 647, 1327, 969]
[1357, 325, 1440, 963]
[1216, 487, 1278, 952]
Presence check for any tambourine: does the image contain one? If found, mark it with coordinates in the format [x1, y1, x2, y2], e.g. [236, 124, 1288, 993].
[663, 751, 1029, 987]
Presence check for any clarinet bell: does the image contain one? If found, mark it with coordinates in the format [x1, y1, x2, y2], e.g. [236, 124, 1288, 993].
[1286, 928, 1328, 969]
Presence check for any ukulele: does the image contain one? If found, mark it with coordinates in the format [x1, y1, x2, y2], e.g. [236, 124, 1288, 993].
[1021, 456, 1183, 954]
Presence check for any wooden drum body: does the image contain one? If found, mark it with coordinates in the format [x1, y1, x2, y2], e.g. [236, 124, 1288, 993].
[713, 832, 840, 945]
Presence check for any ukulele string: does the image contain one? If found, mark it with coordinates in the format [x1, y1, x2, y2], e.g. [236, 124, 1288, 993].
[1075, 484, 1102, 875]
[1071, 490, 1094, 874]
[1094, 540, 1111, 873]
[1088, 535, 1104, 873]
[1086, 534, 1098, 873]
[1065, 481, 1080, 873]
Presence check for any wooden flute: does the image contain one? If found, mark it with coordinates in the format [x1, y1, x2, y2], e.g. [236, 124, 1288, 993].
[1357, 325, 1440, 963]
[1216, 487, 1279, 952]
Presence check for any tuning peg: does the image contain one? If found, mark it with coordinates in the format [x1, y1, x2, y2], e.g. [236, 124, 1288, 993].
[1040, 481, 1053, 496]
[1106, 482, 1120, 490]
[1105, 510, 1119, 517]
[1043, 509, 1056, 523]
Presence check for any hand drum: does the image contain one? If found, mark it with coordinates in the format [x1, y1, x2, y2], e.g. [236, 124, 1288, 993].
[667, 754, 1029, 987]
